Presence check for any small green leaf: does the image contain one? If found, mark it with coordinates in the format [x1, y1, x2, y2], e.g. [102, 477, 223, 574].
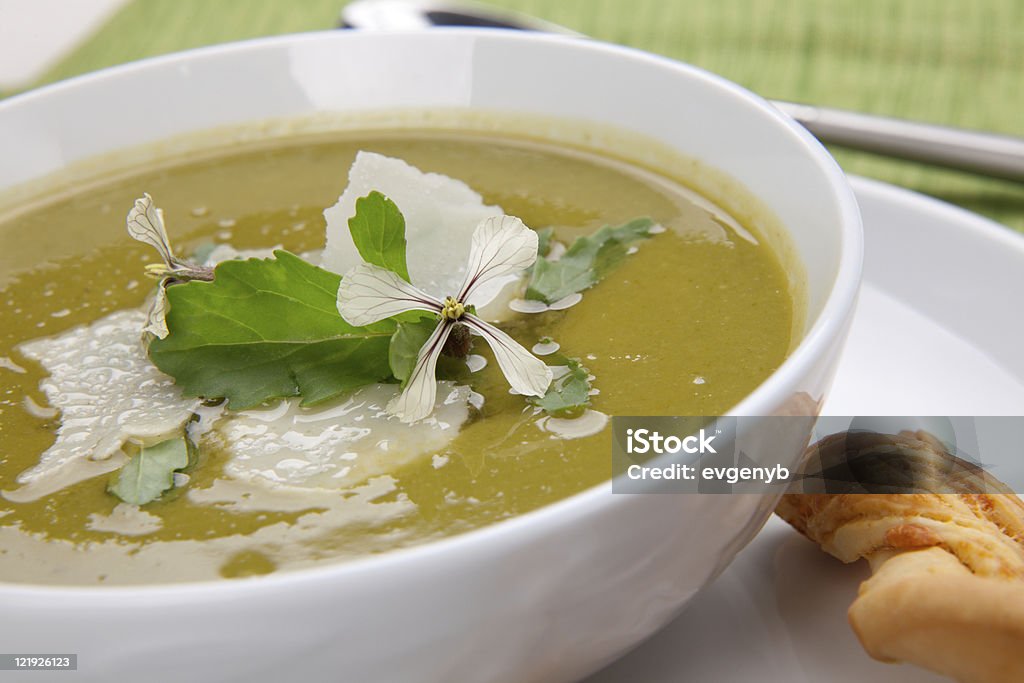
[526, 218, 656, 304]
[108, 437, 191, 505]
[389, 315, 438, 385]
[530, 356, 593, 415]
[348, 191, 410, 282]
[148, 250, 395, 409]
[535, 227, 555, 258]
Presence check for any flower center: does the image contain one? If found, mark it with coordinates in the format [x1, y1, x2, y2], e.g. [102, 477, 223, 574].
[144, 261, 214, 283]
[440, 296, 465, 321]
[144, 263, 174, 278]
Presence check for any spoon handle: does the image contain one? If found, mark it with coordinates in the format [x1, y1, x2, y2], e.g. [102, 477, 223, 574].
[774, 102, 1024, 183]
[342, 0, 1024, 184]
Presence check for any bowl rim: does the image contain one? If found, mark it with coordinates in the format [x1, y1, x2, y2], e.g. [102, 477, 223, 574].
[0, 27, 862, 598]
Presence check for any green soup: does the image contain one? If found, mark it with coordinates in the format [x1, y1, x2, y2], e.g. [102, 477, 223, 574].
[0, 129, 793, 584]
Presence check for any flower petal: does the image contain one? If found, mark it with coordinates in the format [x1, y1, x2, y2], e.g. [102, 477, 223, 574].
[458, 215, 539, 306]
[126, 194, 175, 266]
[464, 313, 553, 397]
[337, 262, 441, 327]
[387, 321, 453, 423]
[143, 280, 171, 339]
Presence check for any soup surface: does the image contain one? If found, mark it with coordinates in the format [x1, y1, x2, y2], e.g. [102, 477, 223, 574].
[0, 130, 792, 584]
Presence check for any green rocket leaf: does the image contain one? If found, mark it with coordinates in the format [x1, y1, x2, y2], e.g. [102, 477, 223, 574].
[348, 191, 411, 281]
[148, 250, 395, 409]
[529, 356, 593, 415]
[108, 436, 191, 506]
[526, 218, 656, 304]
[389, 315, 439, 385]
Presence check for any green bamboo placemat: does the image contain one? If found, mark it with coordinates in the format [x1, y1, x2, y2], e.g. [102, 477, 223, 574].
[26, 0, 1024, 231]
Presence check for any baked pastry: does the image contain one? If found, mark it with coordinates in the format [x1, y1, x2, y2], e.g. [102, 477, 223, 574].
[776, 429, 1024, 683]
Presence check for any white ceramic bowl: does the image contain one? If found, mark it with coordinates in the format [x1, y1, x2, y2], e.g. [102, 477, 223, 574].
[0, 30, 861, 683]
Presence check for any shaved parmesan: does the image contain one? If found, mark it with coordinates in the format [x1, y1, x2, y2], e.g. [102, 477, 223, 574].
[218, 382, 471, 491]
[15, 309, 199, 486]
[321, 152, 507, 304]
[87, 503, 164, 536]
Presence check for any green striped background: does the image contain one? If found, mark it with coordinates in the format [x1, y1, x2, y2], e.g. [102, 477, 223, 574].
[19, 0, 1024, 231]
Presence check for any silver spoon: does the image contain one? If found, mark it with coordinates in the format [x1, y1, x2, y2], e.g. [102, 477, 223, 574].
[341, 0, 1024, 184]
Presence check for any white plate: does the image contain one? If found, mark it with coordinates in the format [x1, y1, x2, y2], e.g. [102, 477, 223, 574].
[585, 176, 1024, 683]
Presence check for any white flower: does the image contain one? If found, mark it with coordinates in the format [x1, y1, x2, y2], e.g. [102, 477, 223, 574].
[337, 215, 553, 423]
[126, 194, 212, 338]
